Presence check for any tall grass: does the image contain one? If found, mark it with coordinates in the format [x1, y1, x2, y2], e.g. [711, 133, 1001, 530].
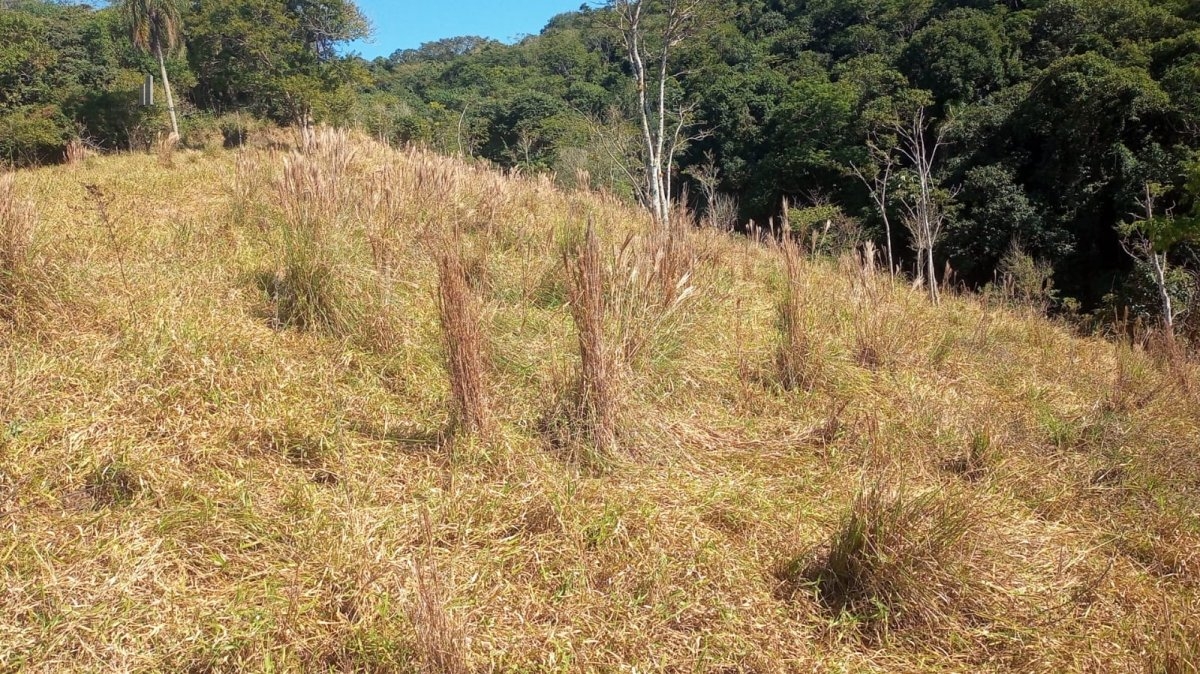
[783, 484, 976, 637]
[271, 152, 359, 333]
[563, 220, 620, 460]
[0, 173, 41, 324]
[611, 225, 697, 368]
[436, 231, 493, 436]
[775, 235, 816, 390]
[410, 511, 469, 674]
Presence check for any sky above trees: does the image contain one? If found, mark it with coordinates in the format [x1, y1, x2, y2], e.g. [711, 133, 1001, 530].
[346, 0, 584, 58]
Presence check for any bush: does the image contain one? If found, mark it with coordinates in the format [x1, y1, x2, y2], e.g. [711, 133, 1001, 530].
[180, 113, 225, 151]
[0, 107, 70, 166]
[217, 113, 272, 149]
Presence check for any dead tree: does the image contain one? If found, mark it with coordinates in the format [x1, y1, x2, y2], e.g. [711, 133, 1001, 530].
[1119, 182, 1192, 336]
[610, 0, 708, 226]
[850, 133, 897, 277]
[891, 104, 955, 304]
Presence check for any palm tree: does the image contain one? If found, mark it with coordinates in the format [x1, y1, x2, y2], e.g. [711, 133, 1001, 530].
[120, 0, 183, 140]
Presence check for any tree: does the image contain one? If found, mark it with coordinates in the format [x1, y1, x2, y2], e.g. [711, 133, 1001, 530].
[874, 92, 956, 304]
[609, 0, 708, 225]
[119, 0, 183, 140]
[185, 0, 369, 126]
[850, 134, 897, 275]
[1118, 176, 1200, 335]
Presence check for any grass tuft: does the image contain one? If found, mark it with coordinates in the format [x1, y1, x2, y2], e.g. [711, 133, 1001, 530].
[559, 219, 621, 463]
[435, 229, 493, 436]
[410, 511, 470, 674]
[781, 483, 976, 637]
[85, 459, 142, 509]
[271, 152, 360, 333]
[775, 235, 817, 390]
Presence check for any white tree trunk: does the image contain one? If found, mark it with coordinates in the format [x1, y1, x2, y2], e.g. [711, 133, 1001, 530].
[1152, 251, 1174, 333]
[156, 44, 180, 141]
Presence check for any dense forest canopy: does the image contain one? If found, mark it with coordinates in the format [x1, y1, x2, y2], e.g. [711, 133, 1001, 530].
[2, 0, 1199, 325]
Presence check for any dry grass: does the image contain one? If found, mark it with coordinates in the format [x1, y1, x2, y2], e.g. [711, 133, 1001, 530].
[2, 131, 1199, 673]
[0, 173, 45, 325]
[560, 219, 621, 462]
[775, 234, 817, 390]
[436, 229, 493, 436]
[410, 510, 470, 674]
[780, 483, 978, 640]
[271, 151, 360, 333]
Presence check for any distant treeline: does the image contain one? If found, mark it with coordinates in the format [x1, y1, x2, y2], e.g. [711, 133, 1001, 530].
[2, 0, 1199, 321]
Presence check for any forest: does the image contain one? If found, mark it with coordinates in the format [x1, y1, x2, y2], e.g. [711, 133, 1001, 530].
[2, 0, 1200, 331]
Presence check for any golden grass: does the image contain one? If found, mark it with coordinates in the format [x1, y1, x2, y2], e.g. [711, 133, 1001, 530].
[436, 228, 493, 437]
[0, 172, 48, 327]
[1, 132, 1199, 672]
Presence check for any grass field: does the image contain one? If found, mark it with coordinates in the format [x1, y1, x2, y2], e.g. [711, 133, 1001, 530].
[2, 132, 1199, 672]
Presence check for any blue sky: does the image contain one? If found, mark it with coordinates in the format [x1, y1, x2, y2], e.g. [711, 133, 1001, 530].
[347, 1, 588, 59]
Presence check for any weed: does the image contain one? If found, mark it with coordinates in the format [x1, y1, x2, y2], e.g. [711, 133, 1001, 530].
[775, 235, 816, 390]
[271, 153, 360, 333]
[85, 459, 142, 508]
[410, 511, 469, 674]
[560, 220, 621, 462]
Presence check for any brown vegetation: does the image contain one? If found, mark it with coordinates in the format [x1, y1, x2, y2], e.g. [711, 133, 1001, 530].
[2, 132, 1199, 672]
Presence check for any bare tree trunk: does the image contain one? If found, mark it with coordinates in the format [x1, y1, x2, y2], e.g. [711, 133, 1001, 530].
[851, 156, 895, 277]
[1153, 252, 1174, 333]
[891, 104, 952, 305]
[882, 213, 895, 276]
[614, 0, 702, 227]
[155, 43, 180, 141]
[1123, 183, 1176, 336]
[927, 242, 939, 303]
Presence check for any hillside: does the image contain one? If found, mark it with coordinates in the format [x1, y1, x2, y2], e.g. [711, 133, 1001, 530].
[2, 135, 1199, 672]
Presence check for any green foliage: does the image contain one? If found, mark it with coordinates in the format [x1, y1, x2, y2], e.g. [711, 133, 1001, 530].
[0, 107, 70, 166]
[185, 0, 370, 124]
[788, 204, 843, 235]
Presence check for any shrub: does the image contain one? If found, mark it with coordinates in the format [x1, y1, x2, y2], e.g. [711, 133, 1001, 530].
[997, 240, 1056, 309]
[0, 106, 69, 167]
[180, 113, 225, 151]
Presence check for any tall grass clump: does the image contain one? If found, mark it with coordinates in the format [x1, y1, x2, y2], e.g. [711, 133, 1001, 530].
[559, 221, 621, 462]
[435, 231, 493, 436]
[229, 151, 269, 230]
[610, 219, 697, 368]
[155, 134, 176, 168]
[775, 235, 817, 389]
[271, 153, 359, 333]
[781, 484, 977, 638]
[0, 173, 42, 324]
[849, 244, 902, 370]
[1149, 608, 1200, 674]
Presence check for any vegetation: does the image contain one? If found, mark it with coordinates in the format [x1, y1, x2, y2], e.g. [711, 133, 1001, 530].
[2, 0, 1199, 326]
[0, 130, 1197, 672]
[3, 0, 1200, 669]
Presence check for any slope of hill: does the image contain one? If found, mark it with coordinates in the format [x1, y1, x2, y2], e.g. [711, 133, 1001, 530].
[1, 135, 1198, 672]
